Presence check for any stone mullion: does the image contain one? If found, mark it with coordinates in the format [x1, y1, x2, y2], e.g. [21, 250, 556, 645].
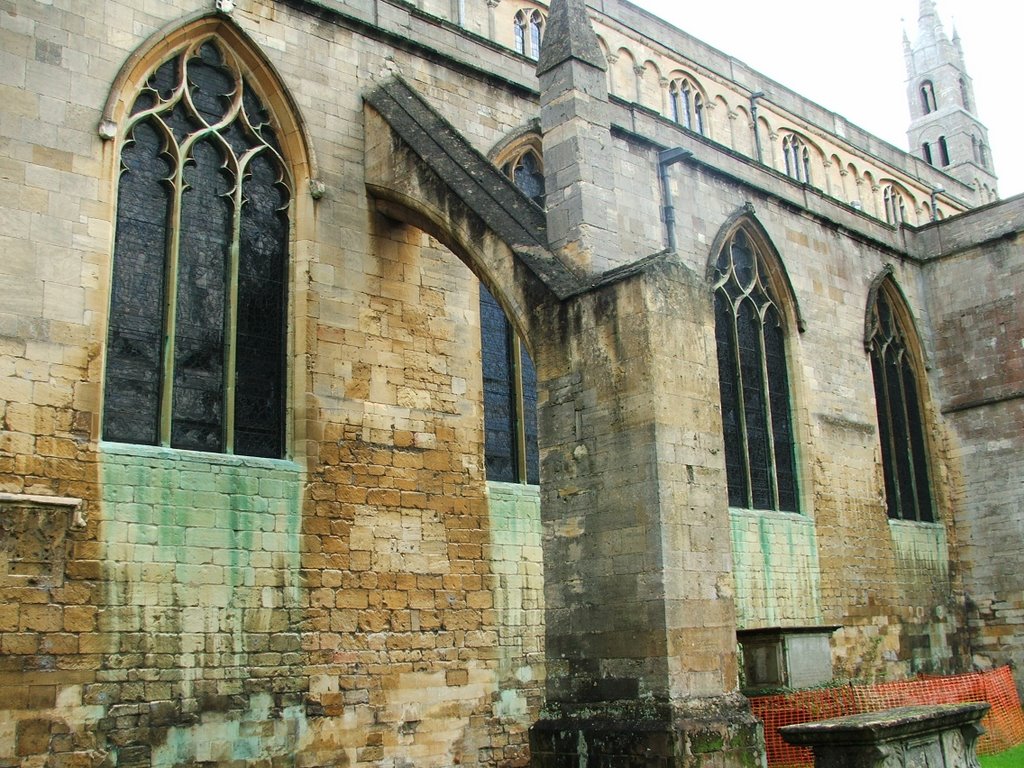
[159, 125, 186, 447]
[894, 348, 923, 521]
[756, 299, 781, 511]
[510, 332, 528, 484]
[729, 293, 753, 509]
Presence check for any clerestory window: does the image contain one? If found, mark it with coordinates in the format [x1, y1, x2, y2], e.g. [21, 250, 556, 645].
[514, 9, 545, 61]
[883, 185, 908, 226]
[668, 77, 705, 135]
[712, 227, 799, 512]
[103, 40, 290, 458]
[867, 284, 934, 522]
[782, 134, 812, 184]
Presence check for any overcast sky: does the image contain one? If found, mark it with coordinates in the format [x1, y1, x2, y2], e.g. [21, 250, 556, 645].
[628, 0, 1022, 198]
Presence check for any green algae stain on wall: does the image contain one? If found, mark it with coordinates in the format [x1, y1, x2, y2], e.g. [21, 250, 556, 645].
[486, 481, 544, 720]
[96, 442, 306, 766]
[730, 508, 823, 628]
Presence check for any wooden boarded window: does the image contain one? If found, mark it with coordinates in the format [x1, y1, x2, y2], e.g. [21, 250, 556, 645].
[103, 39, 290, 457]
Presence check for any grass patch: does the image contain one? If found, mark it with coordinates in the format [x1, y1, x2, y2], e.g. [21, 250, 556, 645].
[980, 743, 1024, 767]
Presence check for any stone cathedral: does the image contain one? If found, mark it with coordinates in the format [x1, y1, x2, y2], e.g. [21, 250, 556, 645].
[0, 0, 1021, 765]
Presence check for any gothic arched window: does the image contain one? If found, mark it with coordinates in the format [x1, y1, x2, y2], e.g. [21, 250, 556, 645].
[883, 184, 908, 226]
[479, 285, 539, 484]
[782, 134, 812, 184]
[867, 282, 934, 522]
[514, 9, 545, 60]
[668, 77, 705, 136]
[481, 139, 542, 484]
[103, 39, 290, 458]
[712, 227, 799, 512]
[502, 148, 545, 207]
[920, 80, 937, 114]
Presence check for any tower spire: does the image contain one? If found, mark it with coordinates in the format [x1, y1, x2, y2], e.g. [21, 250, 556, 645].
[903, 0, 997, 203]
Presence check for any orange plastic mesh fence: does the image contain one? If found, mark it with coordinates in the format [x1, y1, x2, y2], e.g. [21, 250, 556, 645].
[749, 666, 1024, 767]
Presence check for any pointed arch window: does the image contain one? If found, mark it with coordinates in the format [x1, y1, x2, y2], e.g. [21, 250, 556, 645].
[514, 9, 545, 60]
[480, 285, 539, 484]
[712, 227, 799, 512]
[668, 77, 705, 136]
[502, 147, 545, 207]
[883, 184, 907, 226]
[481, 141, 542, 484]
[103, 39, 290, 457]
[920, 80, 937, 114]
[867, 283, 934, 522]
[782, 134, 812, 184]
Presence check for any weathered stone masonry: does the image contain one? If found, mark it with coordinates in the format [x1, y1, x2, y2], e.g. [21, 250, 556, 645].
[1, 0, 1023, 765]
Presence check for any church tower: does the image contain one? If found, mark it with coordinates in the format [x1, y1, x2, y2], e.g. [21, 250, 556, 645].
[904, 0, 997, 202]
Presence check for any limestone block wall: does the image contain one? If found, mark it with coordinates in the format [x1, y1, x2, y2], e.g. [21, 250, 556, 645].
[0, 0, 1015, 764]
[923, 220, 1024, 693]
[1, 0, 550, 764]
[664, 152, 969, 681]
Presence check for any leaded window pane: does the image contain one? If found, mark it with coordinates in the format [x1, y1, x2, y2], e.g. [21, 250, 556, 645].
[103, 38, 290, 458]
[712, 228, 799, 512]
[103, 119, 171, 445]
[714, 292, 746, 508]
[235, 153, 289, 458]
[529, 12, 543, 60]
[481, 285, 516, 483]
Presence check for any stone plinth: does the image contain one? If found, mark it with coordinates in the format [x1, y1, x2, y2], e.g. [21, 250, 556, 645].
[780, 702, 989, 768]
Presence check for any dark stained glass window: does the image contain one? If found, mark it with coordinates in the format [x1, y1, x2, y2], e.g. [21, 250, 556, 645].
[868, 287, 934, 522]
[712, 228, 799, 511]
[103, 38, 290, 458]
[479, 140, 542, 484]
[480, 285, 539, 485]
[502, 149, 545, 207]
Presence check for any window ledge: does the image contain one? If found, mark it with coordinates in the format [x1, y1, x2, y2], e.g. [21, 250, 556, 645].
[729, 506, 808, 521]
[98, 441, 302, 473]
[888, 518, 943, 530]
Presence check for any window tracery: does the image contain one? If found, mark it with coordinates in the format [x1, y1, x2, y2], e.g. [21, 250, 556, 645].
[883, 184, 908, 226]
[712, 227, 799, 512]
[781, 133, 812, 184]
[668, 77, 705, 135]
[103, 38, 290, 458]
[514, 9, 545, 60]
[867, 283, 934, 523]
